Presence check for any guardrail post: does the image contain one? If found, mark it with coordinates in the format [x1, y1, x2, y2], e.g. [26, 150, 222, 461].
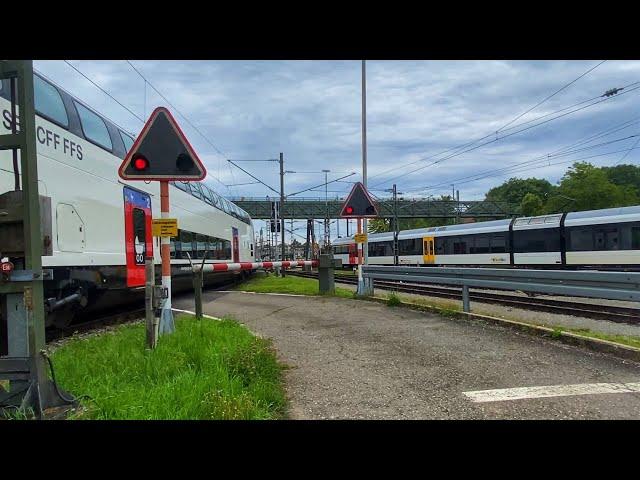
[145, 258, 156, 349]
[462, 285, 470, 313]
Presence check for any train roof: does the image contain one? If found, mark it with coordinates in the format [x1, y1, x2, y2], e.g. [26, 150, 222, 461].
[333, 218, 511, 244]
[565, 204, 640, 226]
[0, 70, 251, 225]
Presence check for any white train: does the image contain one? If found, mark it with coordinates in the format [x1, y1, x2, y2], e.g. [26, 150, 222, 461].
[0, 72, 255, 328]
[333, 206, 640, 269]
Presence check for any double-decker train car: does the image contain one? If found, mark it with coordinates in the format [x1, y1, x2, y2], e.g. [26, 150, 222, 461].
[333, 205, 640, 270]
[0, 72, 254, 328]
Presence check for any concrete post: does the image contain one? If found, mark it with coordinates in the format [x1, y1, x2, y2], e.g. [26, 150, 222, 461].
[318, 254, 335, 295]
[462, 285, 470, 313]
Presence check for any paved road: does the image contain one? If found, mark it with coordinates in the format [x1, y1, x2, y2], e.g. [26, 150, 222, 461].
[173, 291, 640, 419]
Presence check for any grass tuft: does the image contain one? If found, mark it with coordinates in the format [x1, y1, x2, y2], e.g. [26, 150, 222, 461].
[387, 292, 402, 307]
[49, 315, 286, 420]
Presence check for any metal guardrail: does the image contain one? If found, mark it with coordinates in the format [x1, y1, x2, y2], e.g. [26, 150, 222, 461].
[361, 266, 640, 312]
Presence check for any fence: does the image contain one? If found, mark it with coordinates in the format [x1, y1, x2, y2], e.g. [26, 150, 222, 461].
[361, 265, 640, 312]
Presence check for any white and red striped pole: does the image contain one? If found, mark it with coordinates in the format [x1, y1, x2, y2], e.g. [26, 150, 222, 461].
[159, 181, 175, 334]
[184, 260, 317, 274]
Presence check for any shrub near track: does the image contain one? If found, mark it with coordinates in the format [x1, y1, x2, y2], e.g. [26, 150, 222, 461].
[50, 315, 286, 420]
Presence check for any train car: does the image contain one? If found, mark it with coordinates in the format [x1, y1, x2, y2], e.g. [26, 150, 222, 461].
[333, 205, 640, 270]
[0, 72, 254, 328]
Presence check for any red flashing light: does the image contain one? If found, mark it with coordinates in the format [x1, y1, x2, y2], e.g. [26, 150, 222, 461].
[133, 156, 149, 171]
[345, 206, 354, 214]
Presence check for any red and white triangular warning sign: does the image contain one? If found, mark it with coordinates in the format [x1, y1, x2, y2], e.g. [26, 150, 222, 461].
[118, 107, 207, 181]
[340, 182, 378, 218]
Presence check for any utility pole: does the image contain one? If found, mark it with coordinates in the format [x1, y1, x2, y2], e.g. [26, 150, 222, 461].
[393, 184, 399, 265]
[279, 152, 286, 276]
[456, 189, 460, 225]
[322, 169, 330, 250]
[358, 59, 373, 295]
[385, 184, 401, 265]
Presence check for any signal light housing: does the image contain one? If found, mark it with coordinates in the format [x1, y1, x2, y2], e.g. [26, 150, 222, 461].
[133, 155, 149, 171]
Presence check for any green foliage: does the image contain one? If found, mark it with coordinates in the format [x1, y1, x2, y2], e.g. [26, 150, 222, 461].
[520, 192, 545, 216]
[545, 162, 639, 213]
[387, 292, 401, 307]
[368, 218, 390, 233]
[50, 315, 287, 419]
[485, 177, 555, 207]
[601, 164, 640, 197]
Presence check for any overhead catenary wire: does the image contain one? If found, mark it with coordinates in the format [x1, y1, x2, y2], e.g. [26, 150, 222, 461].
[63, 60, 145, 125]
[370, 82, 640, 189]
[406, 116, 640, 195]
[495, 60, 607, 132]
[367, 63, 613, 185]
[125, 60, 231, 191]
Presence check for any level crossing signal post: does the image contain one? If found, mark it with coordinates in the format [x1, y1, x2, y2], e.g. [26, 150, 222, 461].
[118, 106, 207, 347]
[339, 182, 378, 296]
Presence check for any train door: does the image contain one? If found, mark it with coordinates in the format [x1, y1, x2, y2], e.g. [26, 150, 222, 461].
[348, 243, 358, 265]
[423, 236, 435, 264]
[123, 186, 153, 287]
[232, 227, 239, 262]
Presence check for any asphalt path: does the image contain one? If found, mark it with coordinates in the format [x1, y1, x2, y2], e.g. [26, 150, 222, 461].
[173, 291, 640, 419]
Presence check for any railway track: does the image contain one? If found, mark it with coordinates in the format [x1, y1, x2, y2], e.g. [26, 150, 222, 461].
[288, 270, 640, 325]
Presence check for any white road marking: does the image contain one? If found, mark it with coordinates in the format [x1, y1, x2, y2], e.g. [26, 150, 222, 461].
[171, 308, 221, 321]
[463, 382, 640, 403]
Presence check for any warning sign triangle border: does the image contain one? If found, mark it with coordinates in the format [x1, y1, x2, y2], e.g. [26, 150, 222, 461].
[118, 106, 207, 181]
[339, 181, 379, 218]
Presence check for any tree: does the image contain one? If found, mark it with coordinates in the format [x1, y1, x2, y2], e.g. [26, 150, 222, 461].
[520, 193, 544, 216]
[485, 177, 555, 207]
[367, 218, 390, 234]
[545, 162, 639, 213]
[601, 164, 640, 197]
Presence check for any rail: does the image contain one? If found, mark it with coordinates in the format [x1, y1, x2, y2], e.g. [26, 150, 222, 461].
[361, 265, 640, 312]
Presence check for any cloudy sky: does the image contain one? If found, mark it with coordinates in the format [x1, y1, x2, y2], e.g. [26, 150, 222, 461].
[34, 60, 640, 242]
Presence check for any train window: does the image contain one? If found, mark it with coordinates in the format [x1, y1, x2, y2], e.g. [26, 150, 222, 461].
[202, 186, 215, 206]
[632, 227, 640, 249]
[190, 183, 204, 200]
[195, 234, 207, 259]
[173, 181, 190, 194]
[120, 131, 135, 153]
[442, 237, 454, 255]
[180, 230, 194, 257]
[132, 208, 147, 262]
[569, 227, 593, 251]
[593, 227, 619, 251]
[514, 228, 561, 253]
[453, 237, 468, 255]
[398, 238, 420, 255]
[472, 235, 490, 254]
[435, 238, 446, 255]
[34, 75, 69, 127]
[74, 101, 112, 150]
[490, 234, 507, 253]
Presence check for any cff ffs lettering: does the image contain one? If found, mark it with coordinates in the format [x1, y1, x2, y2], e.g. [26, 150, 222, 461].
[3, 110, 83, 160]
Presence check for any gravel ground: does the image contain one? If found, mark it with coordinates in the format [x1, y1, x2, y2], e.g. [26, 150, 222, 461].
[173, 291, 640, 419]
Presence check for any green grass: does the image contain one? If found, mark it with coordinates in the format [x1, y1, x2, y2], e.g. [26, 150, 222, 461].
[50, 315, 286, 420]
[548, 325, 640, 349]
[387, 292, 401, 307]
[236, 274, 354, 299]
